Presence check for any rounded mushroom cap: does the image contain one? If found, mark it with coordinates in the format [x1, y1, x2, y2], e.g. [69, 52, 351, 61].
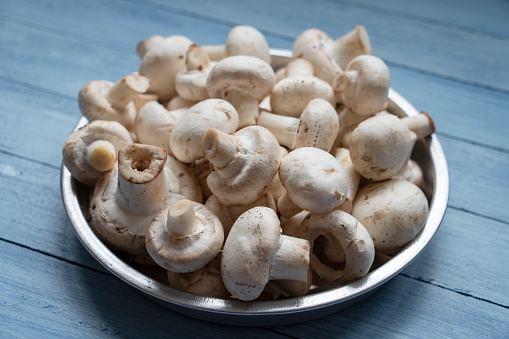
[279, 147, 349, 213]
[270, 75, 335, 118]
[165, 155, 204, 203]
[334, 55, 390, 116]
[170, 99, 239, 163]
[139, 35, 194, 101]
[134, 101, 177, 153]
[351, 179, 429, 256]
[221, 207, 281, 301]
[206, 55, 275, 102]
[225, 25, 271, 64]
[63, 120, 132, 186]
[298, 210, 375, 282]
[349, 114, 412, 181]
[146, 199, 224, 273]
[294, 98, 339, 151]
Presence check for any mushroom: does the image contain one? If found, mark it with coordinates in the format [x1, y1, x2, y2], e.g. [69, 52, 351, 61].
[297, 210, 375, 282]
[334, 106, 375, 149]
[165, 155, 203, 203]
[137, 35, 164, 59]
[146, 198, 224, 273]
[257, 98, 339, 151]
[134, 101, 177, 154]
[277, 147, 349, 218]
[175, 44, 215, 102]
[351, 179, 429, 257]
[202, 126, 281, 205]
[263, 267, 314, 299]
[221, 207, 310, 301]
[333, 148, 361, 214]
[78, 74, 150, 132]
[166, 95, 197, 111]
[276, 58, 315, 80]
[190, 158, 213, 200]
[139, 35, 194, 101]
[392, 159, 424, 188]
[170, 99, 239, 163]
[90, 144, 181, 254]
[332, 55, 391, 116]
[349, 113, 413, 181]
[63, 120, 132, 186]
[206, 55, 275, 128]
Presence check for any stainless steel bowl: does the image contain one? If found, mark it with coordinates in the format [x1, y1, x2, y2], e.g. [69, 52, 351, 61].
[61, 49, 449, 326]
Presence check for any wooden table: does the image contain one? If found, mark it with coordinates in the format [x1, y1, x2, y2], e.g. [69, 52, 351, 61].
[1, 0, 508, 336]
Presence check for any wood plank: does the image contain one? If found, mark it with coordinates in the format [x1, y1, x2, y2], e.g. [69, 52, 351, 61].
[0, 241, 283, 337]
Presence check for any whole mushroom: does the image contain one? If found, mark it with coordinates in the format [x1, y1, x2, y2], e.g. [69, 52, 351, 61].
[175, 44, 215, 102]
[134, 101, 177, 154]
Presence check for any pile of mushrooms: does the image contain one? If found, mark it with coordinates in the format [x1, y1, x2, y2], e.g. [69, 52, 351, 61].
[63, 24, 434, 301]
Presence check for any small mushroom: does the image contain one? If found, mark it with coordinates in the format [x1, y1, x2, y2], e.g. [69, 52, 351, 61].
[175, 44, 215, 102]
[146, 199, 224, 273]
[139, 35, 194, 101]
[225, 25, 271, 64]
[392, 159, 424, 188]
[221, 207, 310, 301]
[206, 55, 275, 128]
[78, 74, 150, 132]
[351, 179, 429, 257]
[170, 99, 239, 163]
[257, 98, 339, 151]
[90, 144, 181, 254]
[278, 147, 349, 218]
[297, 210, 375, 282]
[202, 126, 281, 205]
[63, 120, 132, 186]
[332, 55, 391, 116]
[134, 101, 177, 154]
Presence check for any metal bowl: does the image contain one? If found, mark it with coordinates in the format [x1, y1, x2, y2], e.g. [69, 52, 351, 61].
[61, 49, 449, 326]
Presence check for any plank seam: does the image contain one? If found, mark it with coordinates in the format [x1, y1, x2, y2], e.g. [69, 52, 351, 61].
[0, 75, 76, 102]
[0, 149, 61, 171]
[400, 273, 509, 309]
[447, 205, 509, 226]
[435, 132, 509, 154]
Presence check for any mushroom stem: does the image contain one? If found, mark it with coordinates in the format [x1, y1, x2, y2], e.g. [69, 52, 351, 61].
[85, 140, 116, 172]
[106, 75, 150, 111]
[186, 44, 210, 71]
[277, 192, 303, 219]
[202, 44, 225, 61]
[269, 235, 310, 283]
[334, 70, 358, 98]
[257, 112, 299, 149]
[202, 128, 239, 169]
[401, 112, 435, 139]
[165, 199, 198, 237]
[226, 90, 260, 128]
[334, 148, 360, 214]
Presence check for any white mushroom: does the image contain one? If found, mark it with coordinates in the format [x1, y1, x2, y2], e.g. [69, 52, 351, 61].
[297, 210, 375, 282]
[139, 35, 194, 101]
[90, 144, 180, 254]
[206, 55, 275, 128]
[333, 148, 361, 214]
[351, 179, 429, 257]
[134, 101, 177, 154]
[165, 156, 203, 203]
[278, 147, 349, 218]
[63, 120, 132, 186]
[170, 99, 239, 163]
[221, 207, 310, 301]
[137, 35, 164, 59]
[332, 55, 391, 116]
[166, 95, 197, 111]
[146, 199, 224, 273]
[175, 44, 215, 102]
[78, 74, 150, 132]
[257, 98, 339, 151]
[202, 126, 281, 205]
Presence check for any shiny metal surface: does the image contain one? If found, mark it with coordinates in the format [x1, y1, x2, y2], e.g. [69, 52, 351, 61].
[61, 50, 449, 326]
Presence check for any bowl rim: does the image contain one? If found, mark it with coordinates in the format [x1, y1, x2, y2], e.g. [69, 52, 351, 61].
[61, 49, 449, 325]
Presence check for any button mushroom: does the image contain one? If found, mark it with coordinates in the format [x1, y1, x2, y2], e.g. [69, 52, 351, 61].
[202, 126, 281, 205]
[134, 101, 177, 154]
[146, 199, 224, 273]
[351, 179, 429, 257]
[257, 98, 339, 152]
[278, 147, 349, 218]
[63, 120, 132, 186]
[78, 74, 150, 132]
[90, 144, 180, 254]
[297, 210, 375, 282]
[175, 44, 215, 102]
[206, 55, 275, 128]
[221, 207, 310, 301]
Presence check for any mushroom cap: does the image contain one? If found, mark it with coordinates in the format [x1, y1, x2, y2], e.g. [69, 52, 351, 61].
[134, 101, 177, 154]
[349, 113, 412, 181]
[78, 80, 137, 131]
[205, 126, 282, 205]
[225, 25, 271, 64]
[279, 147, 349, 213]
[63, 120, 132, 186]
[165, 155, 203, 203]
[293, 98, 339, 151]
[298, 210, 375, 282]
[170, 99, 239, 163]
[146, 199, 224, 273]
[335, 55, 390, 116]
[139, 35, 194, 101]
[270, 75, 335, 118]
[221, 207, 281, 301]
[206, 55, 275, 102]
[351, 179, 429, 255]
